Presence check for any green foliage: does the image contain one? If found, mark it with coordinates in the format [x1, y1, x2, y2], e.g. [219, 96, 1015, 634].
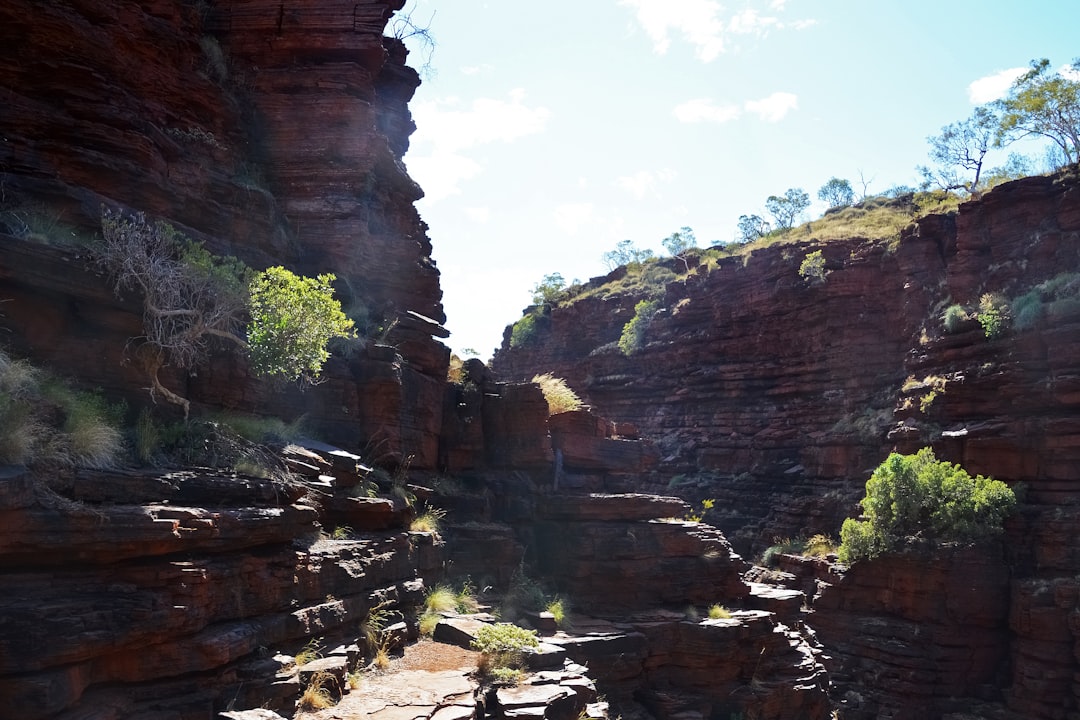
[760, 537, 805, 567]
[618, 299, 661, 355]
[98, 209, 248, 375]
[838, 448, 1016, 563]
[473, 622, 538, 684]
[471, 623, 539, 655]
[941, 304, 969, 333]
[501, 566, 552, 620]
[100, 209, 354, 411]
[1012, 289, 1043, 330]
[798, 250, 828, 283]
[760, 535, 834, 565]
[531, 373, 583, 415]
[0, 204, 94, 247]
[765, 187, 811, 230]
[410, 505, 447, 533]
[1011, 272, 1080, 330]
[530, 272, 567, 305]
[707, 604, 732, 620]
[0, 349, 123, 468]
[818, 177, 855, 209]
[294, 637, 324, 666]
[602, 239, 655, 271]
[684, 498, 715, 523]
[510, 311, 540, 348]
[247, 267, 355, 383]
[134, 408, 160, 464]
[545, 597, 567, 627]
[209, 411, 308, 444]
[736, 214, 771, 242]
[994, 58, 1080, 165]
[662, 226, 698, 259]
[977, 292, 1010, 339]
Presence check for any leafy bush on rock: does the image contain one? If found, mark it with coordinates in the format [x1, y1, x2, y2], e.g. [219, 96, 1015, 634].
[839, 448, 1016, 563]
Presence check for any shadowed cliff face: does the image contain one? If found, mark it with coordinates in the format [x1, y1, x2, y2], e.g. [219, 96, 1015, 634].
[0, 0, 449, 465]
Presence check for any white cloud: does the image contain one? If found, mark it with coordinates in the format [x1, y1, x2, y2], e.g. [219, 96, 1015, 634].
[461, 64, 494, 76]
[619, 0, 726, 61]
[967, 67, 1026, 103]
[619, 0, 815, 62]
[617, 169, 677, 199]
[673, 98, 741, 123]
[406, 151, 481, 204]
[1060, 63, 1080, 81]
[407, 89, 551, 202]
[464, 206, 490, 223]
[554, 203, 594, 235]
[728, 9, 778, 35]
[674, 93, 797, 124]
[744, 92, 798, 122]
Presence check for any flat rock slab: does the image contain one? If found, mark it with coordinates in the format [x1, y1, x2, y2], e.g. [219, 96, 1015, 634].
[497, 682, 572, 707]
[220, 710, 289, 720]
[430, 706, 476, 720]
[539, 493, 689, 522]
[433, 617, 488, 649]
[524, 642, 567, 670]
[368, 705, 438, 720]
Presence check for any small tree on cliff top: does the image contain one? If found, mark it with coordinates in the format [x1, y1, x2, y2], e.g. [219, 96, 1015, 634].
[838, 448, 1016, 563]
[98, 208, 354, 416]
[994, 58, 1080, 166]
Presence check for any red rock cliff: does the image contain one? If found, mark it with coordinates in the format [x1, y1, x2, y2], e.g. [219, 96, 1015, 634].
[494, 172, 1080, 718]
[0, 0, 449, 466]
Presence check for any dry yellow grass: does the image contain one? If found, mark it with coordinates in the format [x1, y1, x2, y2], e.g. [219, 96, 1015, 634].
[531, 373, 583, 415]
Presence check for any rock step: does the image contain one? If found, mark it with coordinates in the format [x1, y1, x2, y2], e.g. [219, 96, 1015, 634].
[0, 502, 318, 567]
[747, 581, 806, 620]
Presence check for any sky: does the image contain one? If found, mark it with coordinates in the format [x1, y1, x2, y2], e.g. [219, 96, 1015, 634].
[392, 0, 1079, 359]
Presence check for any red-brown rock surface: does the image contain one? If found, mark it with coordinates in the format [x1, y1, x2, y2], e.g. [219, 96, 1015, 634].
[0, 0, 449, 467]
[534, 493, 750, 615]
[810, 543, 1011, 719]
[0, 466, 440, 719]
[494, 172, 1080, 719]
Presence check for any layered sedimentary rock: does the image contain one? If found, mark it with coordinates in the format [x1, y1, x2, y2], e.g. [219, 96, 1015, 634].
[0, 464, 440, 719]
[494, 172, 1080, 719]
[0, 0, 448, 466]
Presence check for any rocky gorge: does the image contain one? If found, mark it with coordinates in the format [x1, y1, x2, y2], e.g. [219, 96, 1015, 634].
[1, 1, 1080, 719]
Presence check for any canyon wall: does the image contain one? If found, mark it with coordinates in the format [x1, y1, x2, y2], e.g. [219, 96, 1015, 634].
[494, 172, 1080, 718]
[0, 0, 447, 467]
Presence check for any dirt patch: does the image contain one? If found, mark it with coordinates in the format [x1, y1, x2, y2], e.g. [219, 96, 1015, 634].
[295, 640, 480, 720]
[393, 638, 480, 672]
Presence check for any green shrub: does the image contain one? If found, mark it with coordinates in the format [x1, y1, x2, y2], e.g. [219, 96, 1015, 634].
[510, 312, 540, 348]
[545, 597, 567, 627]
[0, 350, 123, 468]
[247, 267, 355, 382]
[1011, 290, 1043, 330]
[410, 505, 447, 533]
[760, 537, 805, 567]
[707, 604, 732, 619]
[804, 534, 836, 557]
[838, 448, 1016, 563]
[531, 373, 583, 415]
[471, 623, 539, 655]
[977, 292, 1010, 339]
[618, 299, 660, 356]
[798, 250, 828, 283]
[941, 304, 969, 333]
